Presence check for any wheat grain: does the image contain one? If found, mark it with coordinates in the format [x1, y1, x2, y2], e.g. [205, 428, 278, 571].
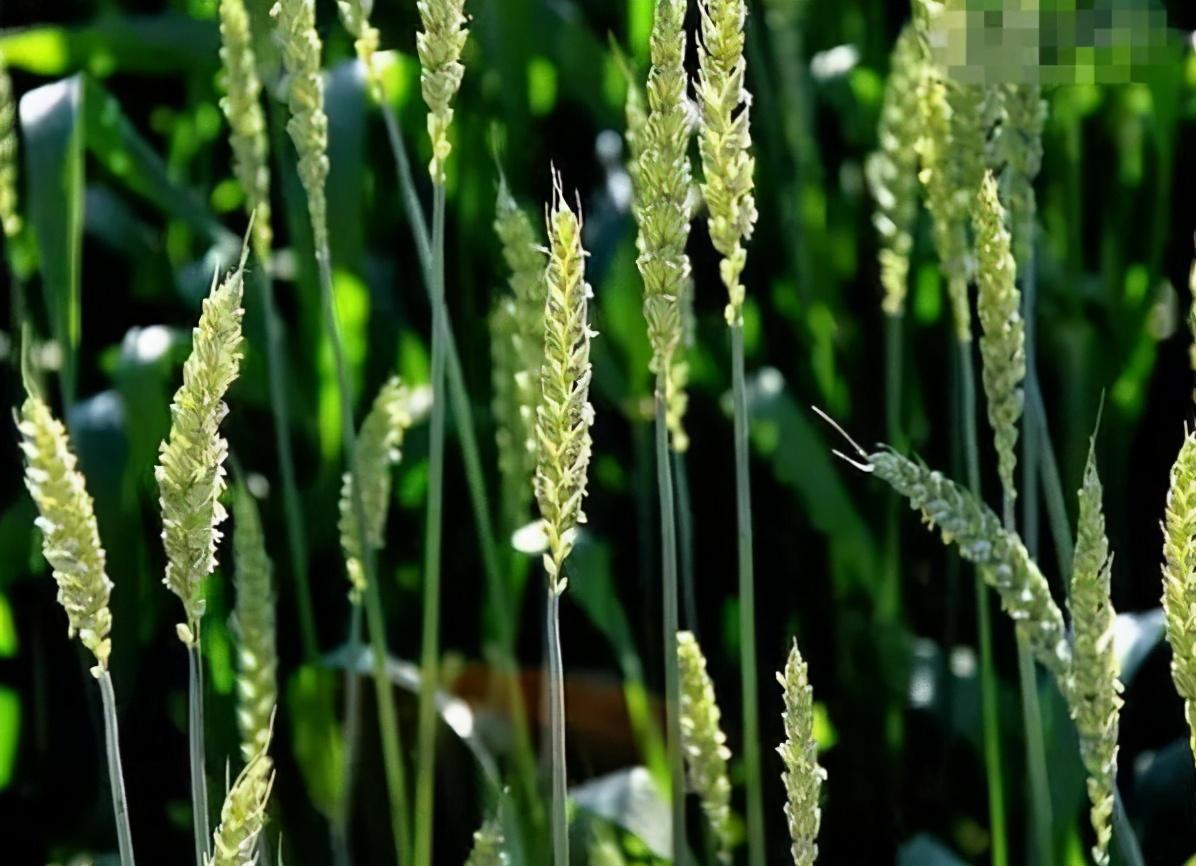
[1066, 434, 1121, 866]
[207, 732, 275, 866]
[1162, 430, 1196, 763]
[676, 631, 733, 862]
[777, 639, 825, 866]
[416, 0, 468, 184]
[231, 483, 277, 763]
[0, 51, 20, 238]
[157, 241, 249, 643]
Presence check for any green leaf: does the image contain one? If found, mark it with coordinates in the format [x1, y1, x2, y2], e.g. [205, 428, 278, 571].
[286, 664, 343, 818]
[0, 687, 20, 791]
[571, 767, 670, 860]
[20, 75, 84, 405]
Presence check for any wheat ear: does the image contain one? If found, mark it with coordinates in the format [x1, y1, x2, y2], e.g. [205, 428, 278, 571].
[207, 729, 276, 866]
[416, 0, 468, 184]
[0, 51, 20, 238]
[464, 816, 507, 866]
[777, 639, 825, 866]
[231, 483, 277, 764]
[1162, 430, 1196, 761]
[336, 0, 383, 101]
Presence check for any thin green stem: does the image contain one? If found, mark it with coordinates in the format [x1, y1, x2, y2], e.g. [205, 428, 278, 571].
[1014, 629, 1054, 866]
[673, 450, 698, 634]
[958, 341, 1008, 866]
[656, 371, 685, 866]
[187, 640, 210, 866]
[316, 245, 411, 865]
[333, 601, 365, 866]
[881, 313, 904, 625]
[414, 184, 449, 866]
[730, 325, 763, 866]
[546, 586, 568, 866]
[254, 265, 318, 662]
[98, 670, 135, 866]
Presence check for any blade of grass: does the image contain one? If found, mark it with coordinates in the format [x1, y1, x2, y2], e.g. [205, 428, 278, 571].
[98, 670, 136, 866]
[187, 639, 210, 866]
[333, 601, 364, 866]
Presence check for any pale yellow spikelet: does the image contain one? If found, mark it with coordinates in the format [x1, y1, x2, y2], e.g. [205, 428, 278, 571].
[777, 639, 825, 866]
[0, 52, 20, 238]
[270, 0, 330, 251]
[1161, 430, 1196, 764]
[231, 483, 277, 763]
[866, 25, 921, 317]
[416, 0, 468, 184]
[534, 174, 595, 594]
[157, 243, 250, 643]
[219, 0, 273, 259]
[464, 816, 506, 866]
[337, 0, 383, 102]
[696, 0, 757, 326]
[339, 376, 419, 600]
[207, 730, 276, 866]
[676, 631, 733, 863]
[17, 391, 113, 672]
[972, 171, 1025, 506]
[1066, 434, 1121, 866]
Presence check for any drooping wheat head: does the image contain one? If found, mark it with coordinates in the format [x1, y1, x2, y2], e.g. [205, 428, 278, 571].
[464, 816, 507, 866]
[339, 376, 420, 600]
[867, 449, 1071, 679]
[1066, 434, 1121, 866]
[777, 639, 825, 866]
[676, 631, 733, 862]
[415, 0, 468, 184]
[696, 0, 758, 327]
[17, 389, 113, 673]
[866, 24, 921, 317]
[207, 731, 276, 866]
[270, 0, 329, 251]
[218, 0, 272, 259]
[337, 0, 383, 102]
[0, 52, 20, 239]
[231, 483, 277, 763]
[157, 243, 249, 644]
[634, 0, 693, 450]
[534, 174, 595, 594]
[972, 171, 1025, 506]
[1162, 430, 1196, 763]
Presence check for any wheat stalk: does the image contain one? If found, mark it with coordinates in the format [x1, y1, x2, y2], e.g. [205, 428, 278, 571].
[677, 631, 733, 863]
[777, 639, 825, 866]
[231, 483, 277, 764]
[207, 730, 275, 866]
[0, 51, 20, 238]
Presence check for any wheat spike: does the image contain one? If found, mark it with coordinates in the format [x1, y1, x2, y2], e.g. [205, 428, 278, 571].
[995, 84, 1045, 272]
[218, 0, 272, 259]
[1162, 430, 1196, 764]
[231, 483, 277, 763]
[696, 0, 758, 326]
[270, 0, 330, 251]
[676, 631, 733, 862]
[534, 174, 595, 594]
[157, 243, 249, 643]
[1066, 434, 1121, 866]
[464, 816, 507, 866]
[777, 639, 825, 866]
[0, 52, 20, 238]
[17, 391, 114, 673]
[973, 171, 1025, 505]
[416, 0, 468, 184]
[337, 0, 383, 102]
[207, 731, 276, 866]
[866, 25, 921, 317]
[491, 299, 530, 531]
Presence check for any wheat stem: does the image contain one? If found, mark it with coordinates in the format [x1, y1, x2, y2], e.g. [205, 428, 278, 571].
[188, 639, 210, 866]
[673, 451, 698, 633]
[98, 670, 135, 866]
[333, 601, 364, 866]
[546, 586, 568, 866]
[414, 183, 449, 866]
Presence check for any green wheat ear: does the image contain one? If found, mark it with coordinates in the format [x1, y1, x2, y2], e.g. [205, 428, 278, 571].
[17, 389, 114, 674]
[1162, 429, 1196, 764]
[337, 0, 383, 101]
[777, 639, 825, 866]
[0, 51, 21, 238]
[208, 726, 276, 866]
[339, 376, 424, 600]
[416, 0, 468, 184]
[534, 173, 595, 593]
[157, 241, 250, 644]
[866, 24, 921, 317]
[490, 298, 528, 531]
[464, 816, 507, 866]
[676, 631, 734, 863]
[1066, 431, 1121, 866]
[994, 83, 1045, 273]
[231, 482, 277, 763]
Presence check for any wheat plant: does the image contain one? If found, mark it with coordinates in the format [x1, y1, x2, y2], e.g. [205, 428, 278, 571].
[677, 631, 733, 863]
[1162, 430, 1196, 761]
[231, 483, 277, 765]
[207, 728, 275, 866]
[777, 639, 825, 866]
[0, 51, 20, 239]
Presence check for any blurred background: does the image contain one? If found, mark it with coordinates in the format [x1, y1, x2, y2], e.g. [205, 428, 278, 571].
[2, 0, 1196, 863]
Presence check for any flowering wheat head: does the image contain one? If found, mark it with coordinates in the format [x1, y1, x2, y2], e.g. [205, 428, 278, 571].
[696, 0, 758, 326]
[491, 299, 529, 530]
[157, 243, 249, 643]
[337, 0, 383, 102]
[676, 631, 733, 862]
[534, 175, 595, 594]
[416, 0, 468, 184]
[866, 25, 921, 317]
[0, 52, 19, 238]
[777, 639, 825, 866]
[973, 171, 1025, 505]
[231, 483, 277, 763]
[1162, 430, 1196, 763]
[464, 816, 507, 866]
[270, 0, 330, 251]
[219, 0, 272, 259]
[339, 376, 419, 600]
[207, 731, 275, 866]
[1066, 435, 1121, 866]
[18, 390, 113, 673]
